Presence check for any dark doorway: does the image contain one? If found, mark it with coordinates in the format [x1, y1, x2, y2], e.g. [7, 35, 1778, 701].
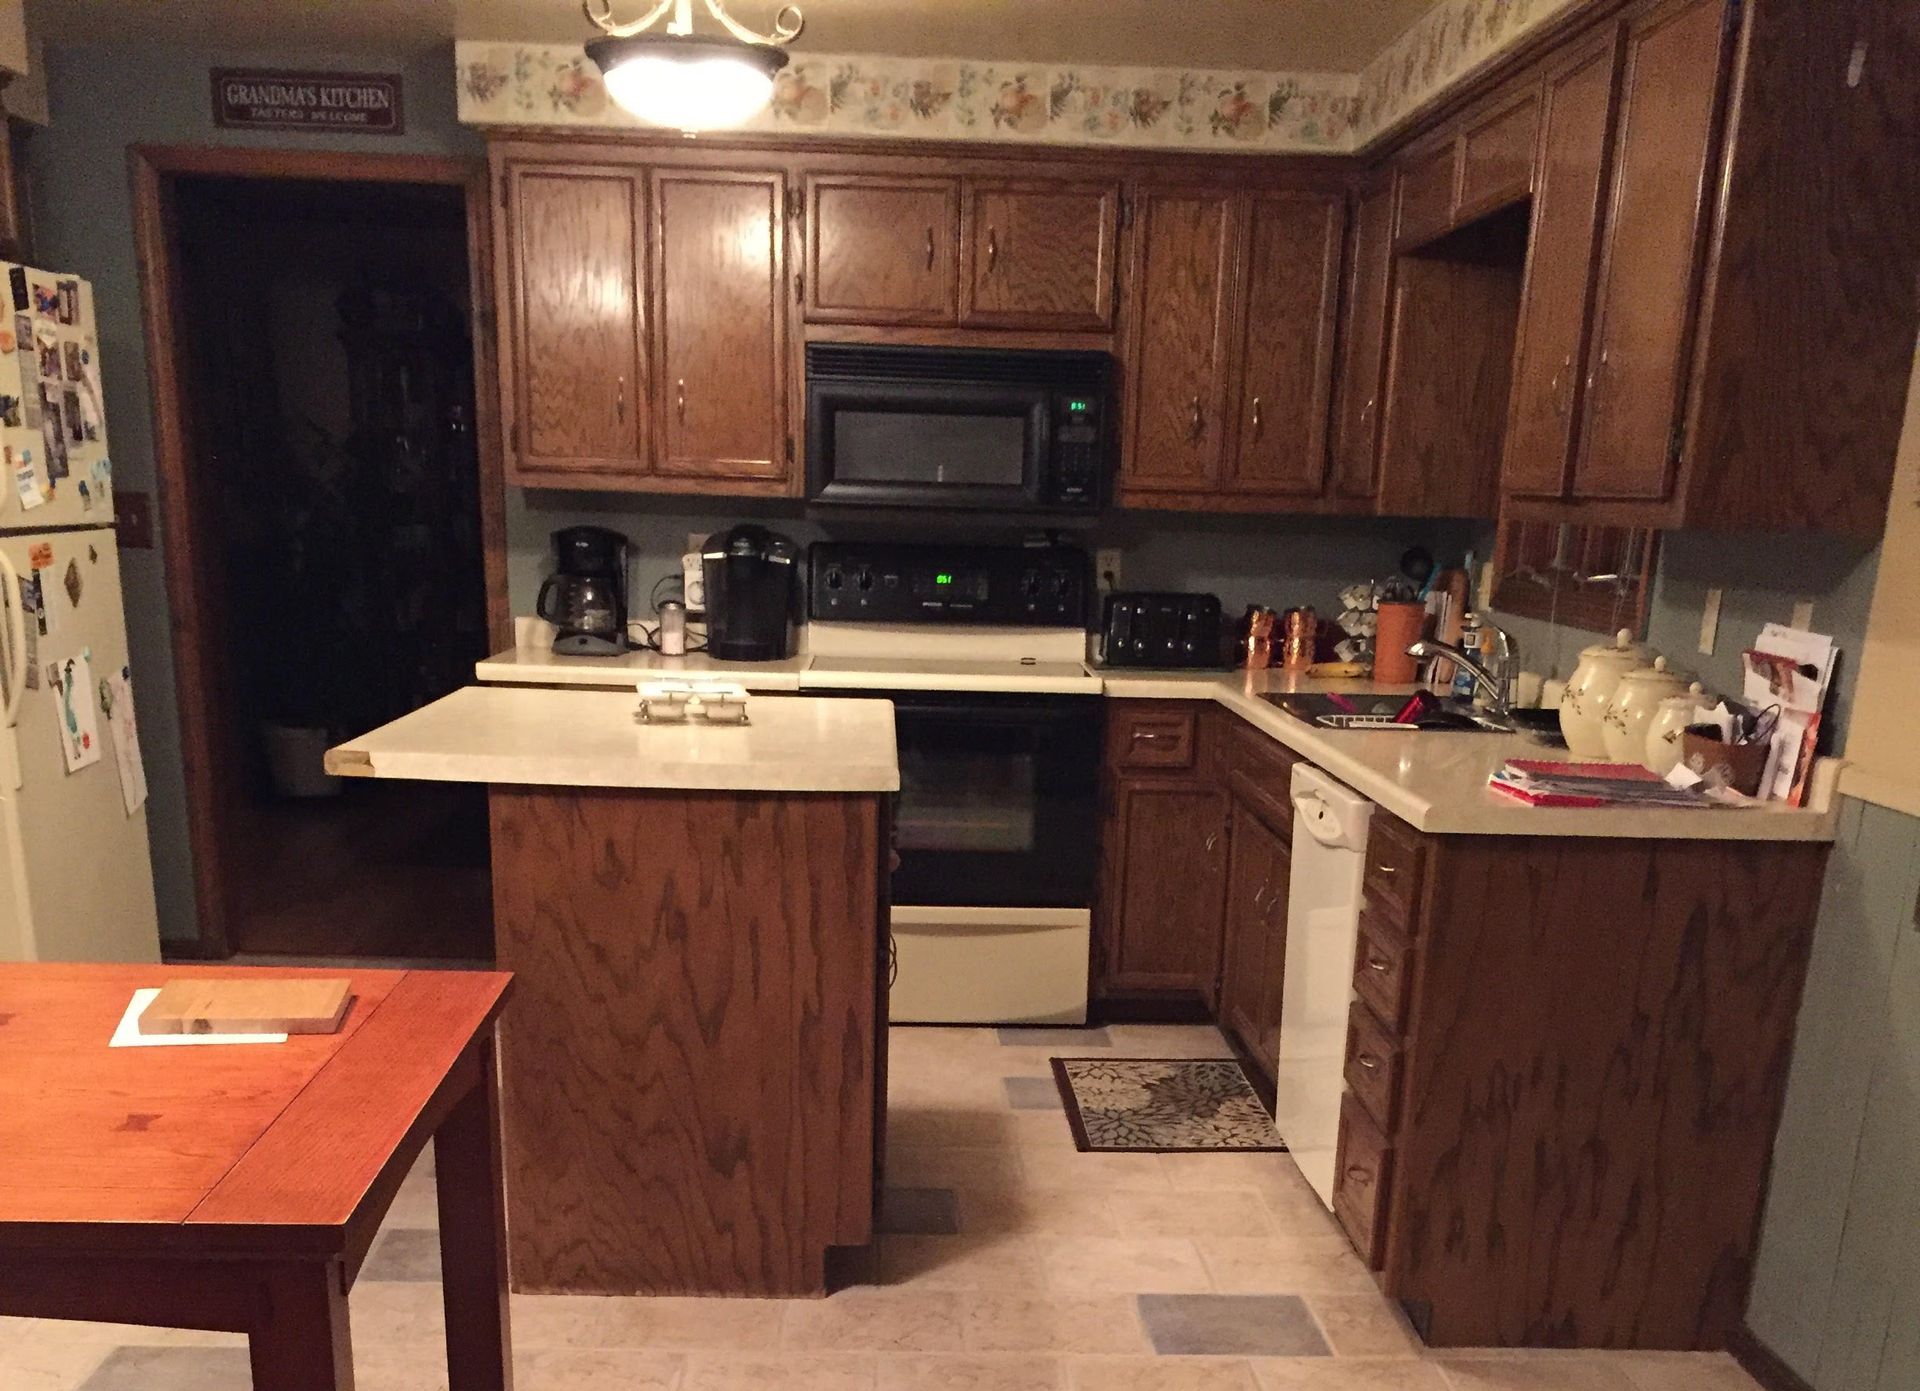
[165, 171, 494, 961]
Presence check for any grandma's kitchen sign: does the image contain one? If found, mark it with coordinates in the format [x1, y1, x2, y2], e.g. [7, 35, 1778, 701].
[211, 70, 405, 134]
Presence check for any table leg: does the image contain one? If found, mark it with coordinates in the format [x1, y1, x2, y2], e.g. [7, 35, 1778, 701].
[434, 1035, 513, 1391]
[248, 1261, 353, 1391]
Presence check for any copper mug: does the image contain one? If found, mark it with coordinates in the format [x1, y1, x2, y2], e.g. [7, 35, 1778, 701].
[1281, 607, 1318, 671]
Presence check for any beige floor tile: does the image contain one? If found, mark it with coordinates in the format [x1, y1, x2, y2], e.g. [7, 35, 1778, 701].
[876, 1353, 1066, 1390]
[353, 1341, 452, 1391]
[683, 1352, 878, 1389]
[1008, 1111, 1084, 1150]
[955, 1185, 1121, 1236]
[879, 1235, 1053, 1290]
[1435, 1357, 1640, 1391]
[1254, 1359, 1452, 1390]
[382, 1160, 443, 1229]
[960, 1290, 1152, 1354]
[1158, 1152, 1312, 1197]
[1615, 1353, 1761, 1391]
[1066, 1355, 1259, 1389]
[782, 1289, 969, 1353]
[1018, 1148, 1173, 1191]
[513, 1348, 684, 1390]
[584, 1295, 787, 1350]
[0, 1334, 109, 1391]
[890, 1145, 1029, 1187]
[1303, 1295, 1421, 1356]
[1196, 1239, 1379, 1295]
[1103, 1025, 1239, 1058]
[1038, 1237, 1213, 1294]
[350, 1282, 450, 1343]
[1106, 1189, 1278, 1238]
[890, 1108, 1026, 1148]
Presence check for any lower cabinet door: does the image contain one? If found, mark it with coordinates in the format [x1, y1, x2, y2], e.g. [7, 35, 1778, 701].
[1099, 782, 1229, 999]
[1219, 802, 1286, 1076]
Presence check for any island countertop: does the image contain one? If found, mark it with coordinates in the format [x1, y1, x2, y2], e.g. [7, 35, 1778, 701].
[324, 686, 900, 794]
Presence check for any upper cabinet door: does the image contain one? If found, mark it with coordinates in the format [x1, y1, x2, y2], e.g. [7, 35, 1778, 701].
[1573, 0, 1733, 501]
[1330, 183, 1396, 502]
[1502, 30, 1623, 500]
[1226, 192, 1345, 497]
[1121, 190, 1239, 495]
[959, 179, 1120, 331]
[650, 169, 788, 483]
[502, 164, 645, 478]
[805, 175, 959, 325]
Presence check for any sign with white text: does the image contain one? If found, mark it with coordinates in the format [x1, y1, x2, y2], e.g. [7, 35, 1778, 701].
[210, 69, 405, 134]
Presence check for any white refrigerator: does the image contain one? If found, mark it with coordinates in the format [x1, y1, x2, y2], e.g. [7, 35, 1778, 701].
[0, 261, 160, 963]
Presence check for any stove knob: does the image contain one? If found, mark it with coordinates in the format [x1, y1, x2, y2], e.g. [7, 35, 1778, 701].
[823, 567, 844, 591]
[856, 568, 875, 592]
[1021, 571, 1042, 598]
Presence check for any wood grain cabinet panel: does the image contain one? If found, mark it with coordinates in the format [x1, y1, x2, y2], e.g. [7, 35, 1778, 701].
[1457, 88, 1541, 219]
[1393, 141, 1459, 249]
[1572, 0, 1732, 502]
[650, 169, 787, 481]
[805, 175, 959, 325]
[1502, 29, 1624, 500]
[1120, 190, 1238, 495]
[1330, 182, 1396, 503]
[1218, 802, 1285, 1075]
[1112, 705, 1198, 772]
[501, 164, 645, 478]
[1102, 784, 1230, 997]
[1225, 192, 1345, 498]
[960, 180, 1119, 330]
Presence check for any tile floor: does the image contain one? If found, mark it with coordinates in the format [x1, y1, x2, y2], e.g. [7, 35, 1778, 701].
[5, 1023, 1767, 1390]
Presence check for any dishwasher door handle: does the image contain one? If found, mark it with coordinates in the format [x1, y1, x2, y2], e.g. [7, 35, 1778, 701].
[1293, 795, 1349, 848]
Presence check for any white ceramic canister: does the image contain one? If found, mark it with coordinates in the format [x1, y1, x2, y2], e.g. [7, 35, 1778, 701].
[1602, 656, 1691, 763]
[1644, 681, 1709, 776]
[1559, 628, 1650, 758]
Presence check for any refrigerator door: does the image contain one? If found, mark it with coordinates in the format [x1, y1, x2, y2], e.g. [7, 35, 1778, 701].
[0, 263, 114, 533]
[0, 527, 158, 962]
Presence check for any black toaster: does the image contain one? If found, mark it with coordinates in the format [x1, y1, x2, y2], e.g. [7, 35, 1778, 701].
[1100, 592, 1225, 669]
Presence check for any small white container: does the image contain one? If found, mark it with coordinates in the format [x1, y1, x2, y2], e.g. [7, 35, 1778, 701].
[1644, 682, 1709, 776]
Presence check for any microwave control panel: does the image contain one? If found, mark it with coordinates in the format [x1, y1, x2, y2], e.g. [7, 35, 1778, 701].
[810, 543, 1088, 626]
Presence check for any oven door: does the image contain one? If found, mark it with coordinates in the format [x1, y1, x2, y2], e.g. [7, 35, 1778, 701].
[806, 378, 1050, 511]
[878, 692, 1102, 909]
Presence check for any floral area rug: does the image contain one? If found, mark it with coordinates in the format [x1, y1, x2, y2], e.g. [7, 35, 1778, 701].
[1050, 1057, 1286, 1152]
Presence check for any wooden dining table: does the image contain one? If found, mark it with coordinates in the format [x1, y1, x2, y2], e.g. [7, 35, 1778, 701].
[0, 963, 514, 1391]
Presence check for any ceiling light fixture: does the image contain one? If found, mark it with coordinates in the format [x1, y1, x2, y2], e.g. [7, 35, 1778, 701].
[583, 0, 804, 132]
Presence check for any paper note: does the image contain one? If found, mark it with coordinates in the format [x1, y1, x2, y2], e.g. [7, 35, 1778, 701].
[106, 666, 146, 814]
[49, 650, 100, 772]
[13, 446, 42, 509]
[109, 988, 287, 1048]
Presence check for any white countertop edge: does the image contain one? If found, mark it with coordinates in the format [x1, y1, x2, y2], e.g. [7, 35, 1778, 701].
[346, 750, 901, 794]
[799, 671, 1105, 696]
[1834, 765, 1920, 822]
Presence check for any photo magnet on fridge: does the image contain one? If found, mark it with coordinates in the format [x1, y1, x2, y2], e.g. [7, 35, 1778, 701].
[62, 342, 82, 381]
[63, 558, 81, 609]
[50, 651, 101, 773]
[31, 282, 58, 319]
[0, 395, 19, 428]
[62, 388, 81, 445]
[9, 266, 26, 311]
[55, 280, 78, 326]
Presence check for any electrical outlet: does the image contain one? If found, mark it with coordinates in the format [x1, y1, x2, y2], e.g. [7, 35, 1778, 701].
[1790, 600, 1815, 631]
[1699, 588, 1723, 656]
[1094, 548, 1123, 592]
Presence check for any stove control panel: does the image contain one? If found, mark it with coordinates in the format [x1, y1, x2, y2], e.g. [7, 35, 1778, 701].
[810, 543, 1088, 626]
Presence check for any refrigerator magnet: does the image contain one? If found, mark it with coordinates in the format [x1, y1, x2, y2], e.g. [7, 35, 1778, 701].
[51, 652, 101, 773]
[63, 558, 81, 608]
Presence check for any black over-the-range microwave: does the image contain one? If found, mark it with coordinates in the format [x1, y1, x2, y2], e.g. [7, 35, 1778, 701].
[803, 343, 1114, 514]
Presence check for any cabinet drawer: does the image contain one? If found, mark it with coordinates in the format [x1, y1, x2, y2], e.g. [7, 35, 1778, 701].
[1458, 89, 1541, 217]
[1395, 141, 1459, 248]
[1113, 706, 1198, 771]
[1353, 911, 1414, 1031]
[1344, 1002, 1404, 1134]
[1334, 1092, 1394, 1269]
[1226, 719, 1302, 834]
[1363, 815, 1425, 926]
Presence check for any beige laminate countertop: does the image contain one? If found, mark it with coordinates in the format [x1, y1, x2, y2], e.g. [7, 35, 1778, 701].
[471, 647, 1838, 841]
[324, 686, 899, 793]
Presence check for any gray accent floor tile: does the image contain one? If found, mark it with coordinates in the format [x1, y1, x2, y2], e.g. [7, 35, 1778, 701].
[997, 1026, 1113, 1048]
[879, 1185, 960, 1235]
[362, 1227, 443, 1281]
[79, 1346, 251, 1391]
[1002, 1076, 1066, 1110]
[1136, 1293, 1332, 1357]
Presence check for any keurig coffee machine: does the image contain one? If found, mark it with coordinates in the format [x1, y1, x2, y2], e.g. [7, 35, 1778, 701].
[536, 526, 630, 656]
[702, 525, 798, 661]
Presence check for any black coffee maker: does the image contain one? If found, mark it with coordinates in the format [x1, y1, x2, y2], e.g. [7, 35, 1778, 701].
[537, 526, 629, 656]
[702, 525, 798, 661]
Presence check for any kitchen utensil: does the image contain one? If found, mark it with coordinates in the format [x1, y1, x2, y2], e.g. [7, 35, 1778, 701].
[1372, 602, 1426, 683]
[1645, 681, 1709, 775]
[1400, 546, 1435, 596]
[1602, 655, 1691, 763]
[1559, 628, 1651, 758]
[140, 978, 352, 1036]
[537, 525, 631, 657]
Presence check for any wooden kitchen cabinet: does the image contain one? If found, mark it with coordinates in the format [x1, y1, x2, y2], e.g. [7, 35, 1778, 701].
[498, 163, 646, 481]
[1329, 180, 1395, 503]
[1092, 703, 1229, 1011]
[805, 174, 959, 326]
[960, 179, 1120, 331]
[650, 169, 788, 482]
[1218, 787, 1289, 1085]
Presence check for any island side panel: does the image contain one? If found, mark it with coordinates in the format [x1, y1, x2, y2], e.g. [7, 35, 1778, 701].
[1385, 835, 1828, 1349]
[489, 785, 884, 1297]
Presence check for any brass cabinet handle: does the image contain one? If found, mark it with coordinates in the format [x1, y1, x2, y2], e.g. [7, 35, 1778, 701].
[1588, 345, 1611, 419]
[616, 374, 626, 423]
[676, 378, 687, 423]
[1356, 1053, 1380, 1071]
[986, 226, 998, 273]
[1552, 354, 1574, 418]
[1360, 395, 1376, 429]
[1345, 1165, 1375, 1185]
[1204, 832, 1219, 854]
[1188, 396, 1205, 442]
[1366, 954, 1391, 973]
[1131, 729, 1175, 743]
[1373, 862, 1397, 876]
[1251, 396, 1263, 438]
[925, 226, 935, 270]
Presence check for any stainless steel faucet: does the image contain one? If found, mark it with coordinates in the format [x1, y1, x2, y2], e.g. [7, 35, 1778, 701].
[1405, 612, 1518, 718]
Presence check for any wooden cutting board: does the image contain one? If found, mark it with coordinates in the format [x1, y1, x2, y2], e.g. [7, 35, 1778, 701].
[138, 978, 353, 1036]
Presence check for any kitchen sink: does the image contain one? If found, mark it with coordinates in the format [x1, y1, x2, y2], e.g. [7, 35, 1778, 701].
[1264, 692, 1565, 743]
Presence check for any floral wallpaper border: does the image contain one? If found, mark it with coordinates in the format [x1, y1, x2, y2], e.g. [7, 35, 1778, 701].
[455, 0, 1591, 154]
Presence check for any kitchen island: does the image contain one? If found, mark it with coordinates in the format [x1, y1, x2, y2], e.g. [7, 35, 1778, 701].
[327, 687, 898, 1298]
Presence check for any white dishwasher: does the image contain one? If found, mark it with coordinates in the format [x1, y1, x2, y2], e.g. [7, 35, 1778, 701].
[1273, 762, 1375, 1210]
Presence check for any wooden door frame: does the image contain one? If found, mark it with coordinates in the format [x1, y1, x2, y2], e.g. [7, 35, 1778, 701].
[128, 144, 511, 959]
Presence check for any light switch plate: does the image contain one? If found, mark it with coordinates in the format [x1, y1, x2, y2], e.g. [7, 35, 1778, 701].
[1790, 600, 1816, 630]
[1094, 548, 1123, 592]
[1699, 588, 1723, 656]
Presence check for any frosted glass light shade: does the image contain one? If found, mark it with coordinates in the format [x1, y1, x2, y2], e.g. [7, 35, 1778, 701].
[587, 35, 789, 131]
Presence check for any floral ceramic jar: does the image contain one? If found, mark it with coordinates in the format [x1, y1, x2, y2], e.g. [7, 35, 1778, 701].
[1644, 682, 1710, 776]
[1602, 657, 1691, 764]
[1559, 628, 1650, 758]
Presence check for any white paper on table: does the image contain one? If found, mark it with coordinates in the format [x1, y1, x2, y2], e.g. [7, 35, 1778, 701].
[49, 649, 100, 772]
[105, 667, 146, 814]
[108, 987, 288, 1047]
